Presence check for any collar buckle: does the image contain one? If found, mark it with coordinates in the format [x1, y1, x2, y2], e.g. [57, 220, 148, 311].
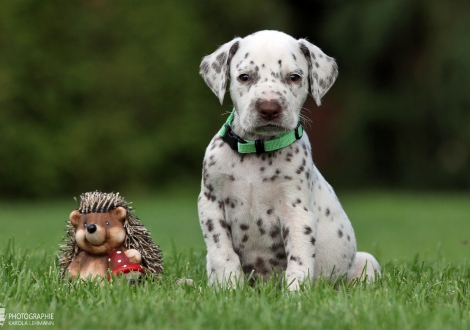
[254, 139, 266, 154]
[222, 123, 246, 152]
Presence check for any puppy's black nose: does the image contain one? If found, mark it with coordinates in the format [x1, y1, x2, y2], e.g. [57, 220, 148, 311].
[257, 100, 281, 121]
[87, 224, 97, 233]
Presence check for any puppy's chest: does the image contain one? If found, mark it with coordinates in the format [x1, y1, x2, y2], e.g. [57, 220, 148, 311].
[207, 142, 313, 235]
[219, 146, 310, 204]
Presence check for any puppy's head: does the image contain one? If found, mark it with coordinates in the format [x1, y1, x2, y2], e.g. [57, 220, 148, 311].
[200, 30, 338, 137]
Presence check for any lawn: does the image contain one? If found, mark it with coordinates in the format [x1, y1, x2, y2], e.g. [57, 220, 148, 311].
[1, 187, 469, 329]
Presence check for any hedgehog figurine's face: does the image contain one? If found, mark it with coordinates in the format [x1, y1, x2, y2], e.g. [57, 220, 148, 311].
[69, 207, 127, 255]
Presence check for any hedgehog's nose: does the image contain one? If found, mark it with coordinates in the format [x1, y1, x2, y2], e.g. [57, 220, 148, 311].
[87, 224, 97, 233]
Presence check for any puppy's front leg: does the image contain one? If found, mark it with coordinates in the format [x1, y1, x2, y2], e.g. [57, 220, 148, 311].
[282, 206, 318, 291]
[198, 192, 243, 288]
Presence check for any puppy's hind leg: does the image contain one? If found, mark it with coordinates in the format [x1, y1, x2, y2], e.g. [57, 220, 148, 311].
[348, 252, 381, 282]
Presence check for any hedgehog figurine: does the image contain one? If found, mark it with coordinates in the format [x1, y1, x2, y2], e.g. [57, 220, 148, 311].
[58, 191, 163, 281]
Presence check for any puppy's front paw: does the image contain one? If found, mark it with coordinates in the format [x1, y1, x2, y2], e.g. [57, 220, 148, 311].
[285, 268, 311, 291]
[285, 277, 301, 291]
[208, 270, 244, 289]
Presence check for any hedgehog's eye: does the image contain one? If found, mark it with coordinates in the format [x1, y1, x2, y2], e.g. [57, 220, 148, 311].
[105, 221, 110, 226]
[83, 223, 87, 228]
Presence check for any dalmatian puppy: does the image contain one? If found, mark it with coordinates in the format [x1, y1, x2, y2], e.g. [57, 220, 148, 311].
[198, 30, 380, 290]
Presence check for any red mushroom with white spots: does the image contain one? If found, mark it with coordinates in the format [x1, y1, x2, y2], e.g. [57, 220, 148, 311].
[107, 250, 146, 280]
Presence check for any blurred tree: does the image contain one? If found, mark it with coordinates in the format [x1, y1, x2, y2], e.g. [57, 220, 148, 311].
[315, 0, 470, 188]
[0, 0, 292, 198]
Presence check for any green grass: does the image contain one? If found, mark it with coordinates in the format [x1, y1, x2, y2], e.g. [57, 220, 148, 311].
[1, 188, 470, 329]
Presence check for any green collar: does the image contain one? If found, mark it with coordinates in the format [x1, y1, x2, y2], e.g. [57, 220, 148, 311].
[219, 110, 303, 154]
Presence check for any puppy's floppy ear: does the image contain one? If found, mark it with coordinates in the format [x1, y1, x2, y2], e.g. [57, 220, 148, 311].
[200, 37, 242, 104]
[298, 39, 338, 106]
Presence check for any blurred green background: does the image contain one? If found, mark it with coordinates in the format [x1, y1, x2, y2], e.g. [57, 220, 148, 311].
[2, 0, 470, 197]
[0, 0, 469, 261]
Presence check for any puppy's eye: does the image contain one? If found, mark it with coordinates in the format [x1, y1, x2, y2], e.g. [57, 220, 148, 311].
[289, 74, 301, 82]
[83, 223, 87, 228]
[105, 221, 110, 226]
[238, 74, 250, 82]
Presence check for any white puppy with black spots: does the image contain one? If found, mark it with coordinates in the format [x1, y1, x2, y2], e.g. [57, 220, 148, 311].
[198, 30, 380, 291]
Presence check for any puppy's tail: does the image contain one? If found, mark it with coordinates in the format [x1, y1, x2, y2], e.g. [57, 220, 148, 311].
[348, 252, 381, 282]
